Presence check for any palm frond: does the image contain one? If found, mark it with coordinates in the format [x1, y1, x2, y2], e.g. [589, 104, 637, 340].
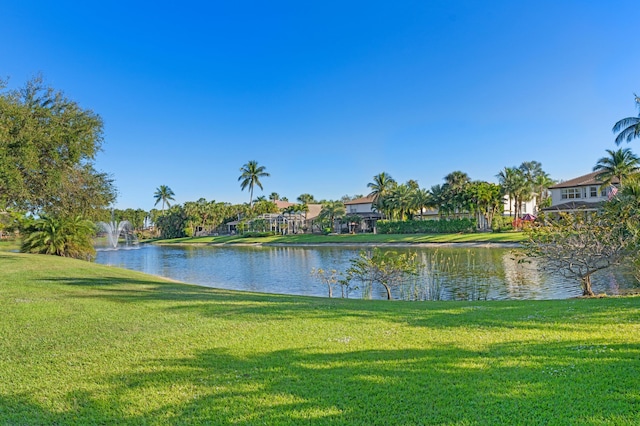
[614, 124, 640, 145]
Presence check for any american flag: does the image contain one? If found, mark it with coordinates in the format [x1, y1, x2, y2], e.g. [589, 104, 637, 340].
[607, 185, 618, 201]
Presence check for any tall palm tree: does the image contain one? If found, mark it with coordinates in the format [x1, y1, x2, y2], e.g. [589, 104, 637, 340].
[497, 167, 527, 219]
[238, 160, 270, 208]
[367, 172, 397, 202]
[367, 172, 397, 219]
[613, 94, 640, 145]
[593, 148, 640, 187]
[154, 185, 175, 213]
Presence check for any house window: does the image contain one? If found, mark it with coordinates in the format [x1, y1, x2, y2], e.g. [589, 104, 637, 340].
[590, 186, 598, 197]
[561, 188, 583, 199]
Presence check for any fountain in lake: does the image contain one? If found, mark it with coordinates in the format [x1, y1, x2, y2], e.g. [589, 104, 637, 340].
[97, 220, 138, 249]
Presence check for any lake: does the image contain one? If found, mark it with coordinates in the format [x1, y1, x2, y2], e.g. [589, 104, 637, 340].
[95, 244, 639, 300]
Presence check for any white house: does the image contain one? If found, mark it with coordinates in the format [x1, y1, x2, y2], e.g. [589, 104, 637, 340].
[544, 171, 618, 213]
[502, 196, 539, 217]
[343, 196, 384, 232]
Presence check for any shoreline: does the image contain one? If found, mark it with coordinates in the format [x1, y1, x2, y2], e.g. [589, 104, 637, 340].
[154, 241, 523, 248]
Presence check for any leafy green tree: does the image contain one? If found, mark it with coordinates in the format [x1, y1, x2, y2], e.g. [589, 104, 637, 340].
[253, 200, 279, 215]
[154, 185, 175, 213]
[238, 160, 270, 208]
[613, 94, 640, 145]
[154, 205, 187, 239]
[593, 148, 640, 187]
[269, 192, 280, 201]
[20, 215, 97, 261]
[0, 77, 115, 216]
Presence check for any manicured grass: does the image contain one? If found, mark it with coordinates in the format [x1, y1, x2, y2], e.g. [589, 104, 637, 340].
[156, 231, 526, 245]
[0, 239, 19, 252]
[1, 251, 639, 424]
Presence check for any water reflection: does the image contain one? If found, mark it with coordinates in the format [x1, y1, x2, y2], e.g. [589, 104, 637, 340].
[95, 245, 639, 300]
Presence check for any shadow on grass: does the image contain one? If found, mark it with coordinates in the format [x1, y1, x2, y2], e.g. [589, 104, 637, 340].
[39, 275, 640, 333]
[3, 341, 639, 424]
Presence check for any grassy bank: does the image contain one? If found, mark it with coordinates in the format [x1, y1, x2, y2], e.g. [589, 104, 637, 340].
[1, 251, 639, 424]
[155, 231, 525, 245]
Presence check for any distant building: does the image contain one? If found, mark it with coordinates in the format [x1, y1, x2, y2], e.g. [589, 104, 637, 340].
[543, 171, 618, 213]
[343, 196, 384, 233]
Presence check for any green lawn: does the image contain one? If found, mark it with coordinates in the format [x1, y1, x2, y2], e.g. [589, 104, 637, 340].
[1, 251, 639, 424]
[0, 239, 19, 252]
[155, 231, 526, 245]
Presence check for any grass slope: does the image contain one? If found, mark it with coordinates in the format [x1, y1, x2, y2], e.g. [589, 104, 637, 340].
[1, 252, 639, 425]
[155, 232, 525, 245]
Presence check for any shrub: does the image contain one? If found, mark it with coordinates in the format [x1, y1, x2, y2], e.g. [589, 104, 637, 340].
[20, 215, 97, 261]
[377, 218, 476, 234]
[491, 215, 513, 233]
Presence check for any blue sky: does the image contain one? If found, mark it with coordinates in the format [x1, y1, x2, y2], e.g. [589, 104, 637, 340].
[2, 1, 639, 210]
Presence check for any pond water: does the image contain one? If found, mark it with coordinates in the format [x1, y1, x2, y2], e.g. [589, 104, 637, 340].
[95, 244, 639, 301]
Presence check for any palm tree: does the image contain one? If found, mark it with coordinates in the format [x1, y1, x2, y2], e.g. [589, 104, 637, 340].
[532, 172, 555, 209]
[497, 167, 527, 219]
[412, 188, 431, 220]
[613, 94, 640, 145]
[429, 184, 448, 217]
[319, 200, 346, 233]
[269, 192, 280, 201]
[367, 172, 397, 202]
[21, 215, 96, 260]
[442, 171, 471, 218]
[238, 160, 270, 208]
[593, 148, 640, 187]
[388, 184, 413, 221]
[367, 172, 397, 219]
[297, 193, 316, 204]
[154, 185, 175, 213]
[444, 171, 470, 190]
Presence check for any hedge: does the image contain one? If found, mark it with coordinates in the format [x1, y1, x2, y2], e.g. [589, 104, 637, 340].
[376, 218, 476, 234]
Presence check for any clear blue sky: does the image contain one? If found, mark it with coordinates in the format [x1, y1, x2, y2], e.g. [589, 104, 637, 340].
[2, 1, 638, 210]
